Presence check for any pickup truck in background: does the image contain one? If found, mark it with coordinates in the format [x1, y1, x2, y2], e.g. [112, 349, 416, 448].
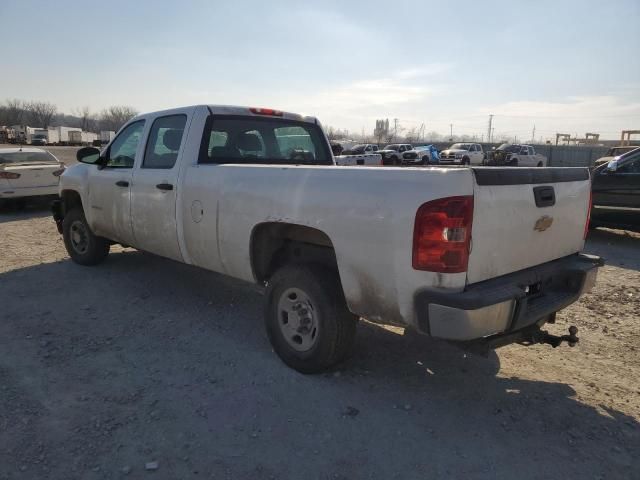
[590, 147, 640, 232]
[341, 143, 379, 155]
[488, 144, 548, 167]
[334, 152, 382, 166]
[378, 144, 413, 165]
[52, 105, 601, 373]
[439, 143, 485, 166]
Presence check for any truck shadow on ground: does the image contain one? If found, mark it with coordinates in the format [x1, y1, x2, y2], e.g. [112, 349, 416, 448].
[0, 197, 55, 224]
[1, 249, 638, 479]
[585, 227, 640, 271]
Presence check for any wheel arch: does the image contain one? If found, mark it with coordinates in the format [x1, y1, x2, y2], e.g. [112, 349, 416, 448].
[250, 222, 339, 284]
[60, 189, 84, 214]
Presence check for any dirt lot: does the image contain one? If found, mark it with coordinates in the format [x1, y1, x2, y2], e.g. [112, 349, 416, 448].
[1, 200, 639, 480]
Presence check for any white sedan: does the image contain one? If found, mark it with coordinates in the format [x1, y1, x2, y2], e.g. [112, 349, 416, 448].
[0, 147, 65, 205]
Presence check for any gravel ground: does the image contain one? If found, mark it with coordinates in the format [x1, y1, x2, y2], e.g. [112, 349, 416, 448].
[0, 200, 639, 480]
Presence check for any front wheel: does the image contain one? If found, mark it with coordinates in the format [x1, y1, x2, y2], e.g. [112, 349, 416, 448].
[62, 207, 110, 266]
[537, 161, 543, 167]
[264, 264, 357, 373]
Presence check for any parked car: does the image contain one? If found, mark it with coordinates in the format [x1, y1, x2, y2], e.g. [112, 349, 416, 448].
[439, 143, 484, 165]
[30, 134, 48, 146]
[412, 145, 440, 165]
[593, 145, 639, 169]
[0, 147, 65, 206]
[487, 144, 547, 167]
[590, 147, 640, 232]
[378, 144, 413, 165]
[52, 105, 600, 373]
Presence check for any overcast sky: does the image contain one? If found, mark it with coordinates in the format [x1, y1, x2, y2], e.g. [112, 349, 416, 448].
[3, 0, 639, 140]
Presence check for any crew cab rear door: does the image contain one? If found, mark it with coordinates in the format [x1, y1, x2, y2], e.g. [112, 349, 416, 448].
[130, 108, 194, 261]
[466, 168, 591, 284]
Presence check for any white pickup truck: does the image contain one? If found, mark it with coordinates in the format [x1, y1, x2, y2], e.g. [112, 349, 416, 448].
[52, 105, 601, 373]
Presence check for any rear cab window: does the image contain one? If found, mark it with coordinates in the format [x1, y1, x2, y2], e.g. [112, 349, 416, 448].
[199, 116, 331, 165]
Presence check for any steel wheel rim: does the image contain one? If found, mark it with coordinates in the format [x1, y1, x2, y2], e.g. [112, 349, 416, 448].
[70, 220, 89, 254]
[277, 287, 319, 352]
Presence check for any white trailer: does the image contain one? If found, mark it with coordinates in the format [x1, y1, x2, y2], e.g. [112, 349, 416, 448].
[99, 130, 115, 144]
[68, 130, 83, 146]
[47, 128, 60, 145]
[81, 132, 98, 145]
[57, 126, 82, 145]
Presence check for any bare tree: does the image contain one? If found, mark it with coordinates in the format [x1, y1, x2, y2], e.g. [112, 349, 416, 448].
[73, 106, 96, 131]
[404, 127, 419, 143]
[26, 101, 57, 128]
[99, 106, 138, 132]
[3, 99, 26, 125]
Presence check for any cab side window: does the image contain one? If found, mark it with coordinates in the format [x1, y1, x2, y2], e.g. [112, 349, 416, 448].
[106, 121, 145, 168]
[143, 115, 187, 169]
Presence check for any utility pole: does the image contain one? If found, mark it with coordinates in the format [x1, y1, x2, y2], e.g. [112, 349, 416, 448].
[531, 125, 536, 143]
[393, 118, 399, 141]
[449, 124, 453, 141]
[487, 114, 493, 143]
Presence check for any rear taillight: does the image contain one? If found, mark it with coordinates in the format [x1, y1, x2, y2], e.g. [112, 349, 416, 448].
[413, 196, 474, 273]
[52, 168, 65, 177]
[584, 190, 592, 240]
[0, 172, 21, 179]
[250, 107, 283, 117]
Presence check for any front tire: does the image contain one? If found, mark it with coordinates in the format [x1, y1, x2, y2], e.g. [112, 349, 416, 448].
[265, 264, 357, 373]
[62, 207, 110, 266]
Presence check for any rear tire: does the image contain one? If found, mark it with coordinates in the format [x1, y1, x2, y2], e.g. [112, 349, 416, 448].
[265, 264, 357, 373]
[537, 161, 543, 167]
[62, 207, 110, 266]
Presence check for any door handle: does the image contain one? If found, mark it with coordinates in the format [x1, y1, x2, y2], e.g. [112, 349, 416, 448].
[156, 183, 174, 191]
[115, 180, 129, 187]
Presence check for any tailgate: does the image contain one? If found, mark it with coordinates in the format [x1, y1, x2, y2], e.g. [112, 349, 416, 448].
[467, 168, 591, 284]
[2, 164, 61, 188]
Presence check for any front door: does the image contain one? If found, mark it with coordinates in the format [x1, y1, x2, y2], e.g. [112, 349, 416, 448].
[130, 113, 189, 261]
[87, 120, 146, 245]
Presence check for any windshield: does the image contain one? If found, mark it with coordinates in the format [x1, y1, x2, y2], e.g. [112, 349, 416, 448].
[199, 116, 331, 165]
[450, 143, 471, 150]
[497, 144, 521, 153]
[0, 151, 58, 164]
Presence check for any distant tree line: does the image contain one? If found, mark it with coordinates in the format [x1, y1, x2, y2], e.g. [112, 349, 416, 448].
[0, 99, 138, 132]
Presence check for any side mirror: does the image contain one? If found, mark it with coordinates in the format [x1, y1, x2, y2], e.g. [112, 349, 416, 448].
[76, 146, 102, 165]
[606, 160, 618, 173]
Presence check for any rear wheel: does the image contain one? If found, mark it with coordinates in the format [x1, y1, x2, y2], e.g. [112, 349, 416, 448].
[265, 264, 357, 373]
[537, 161, 543, 167]
[62, 207, 110, 266]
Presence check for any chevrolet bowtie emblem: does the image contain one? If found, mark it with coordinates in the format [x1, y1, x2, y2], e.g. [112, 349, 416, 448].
[534, 215, 554, 232]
